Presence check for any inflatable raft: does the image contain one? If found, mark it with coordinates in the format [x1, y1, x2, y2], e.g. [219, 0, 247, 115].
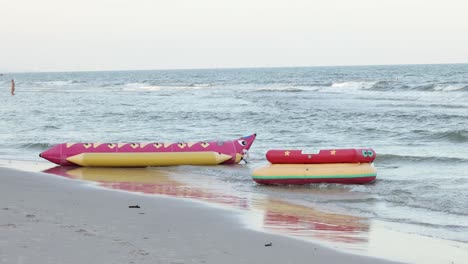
[252, 163, 377, 185]
[266, 149, 375, 164]
[253, 148, 377, 185]
[40, 134, 256, 167]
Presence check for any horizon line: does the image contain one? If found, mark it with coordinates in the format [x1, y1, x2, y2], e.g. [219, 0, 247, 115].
[2, 62, 467, 74]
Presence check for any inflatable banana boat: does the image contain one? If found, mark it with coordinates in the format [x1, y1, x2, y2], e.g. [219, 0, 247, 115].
[40, 134, 256, 167]
[252, 163, 377, 185]
[266, 149, 375, 164]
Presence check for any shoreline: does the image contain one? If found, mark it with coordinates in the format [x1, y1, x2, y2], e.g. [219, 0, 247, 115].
[0, 165, 399, 264]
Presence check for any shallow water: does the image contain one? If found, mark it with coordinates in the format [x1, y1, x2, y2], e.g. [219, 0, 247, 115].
[1, 65, 467, 252]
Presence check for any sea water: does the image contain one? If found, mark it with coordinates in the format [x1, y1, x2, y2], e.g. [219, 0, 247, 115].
[1, 64, 467, 246]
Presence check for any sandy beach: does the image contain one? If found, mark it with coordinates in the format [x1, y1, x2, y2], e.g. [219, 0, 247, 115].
[0, 166, 401, 264]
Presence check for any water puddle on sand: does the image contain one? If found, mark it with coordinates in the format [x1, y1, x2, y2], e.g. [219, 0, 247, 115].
[2, 160, 467, 264]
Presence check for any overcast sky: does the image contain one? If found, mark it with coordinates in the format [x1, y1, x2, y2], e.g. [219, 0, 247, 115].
[1, 0, 467, 72]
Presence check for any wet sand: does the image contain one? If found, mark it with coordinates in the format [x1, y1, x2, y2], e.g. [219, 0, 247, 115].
[0, 166, 399, 264]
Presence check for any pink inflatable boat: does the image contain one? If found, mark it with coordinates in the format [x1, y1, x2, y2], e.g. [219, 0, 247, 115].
[40, 134, 256, 167]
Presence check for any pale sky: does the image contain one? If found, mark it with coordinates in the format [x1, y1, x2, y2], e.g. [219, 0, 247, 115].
[1, 0, 467, 72]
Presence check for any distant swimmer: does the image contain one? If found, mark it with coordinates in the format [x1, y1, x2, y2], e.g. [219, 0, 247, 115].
[11, 79, 15, 95]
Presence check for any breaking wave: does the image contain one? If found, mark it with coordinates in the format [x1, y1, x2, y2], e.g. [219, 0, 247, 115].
[322, 81, 468, 92]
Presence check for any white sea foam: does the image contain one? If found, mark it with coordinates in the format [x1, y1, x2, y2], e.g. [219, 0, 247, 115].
[34, 80, 75, 86]
[123, 83, 212, 92]
[123, 85, 162, 91]
[256, 86, 308, 92]
[329, 81, 376, 91]
[434, 84, 466, 92]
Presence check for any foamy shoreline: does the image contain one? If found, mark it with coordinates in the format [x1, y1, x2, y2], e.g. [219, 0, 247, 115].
[0, 164, 402, 264]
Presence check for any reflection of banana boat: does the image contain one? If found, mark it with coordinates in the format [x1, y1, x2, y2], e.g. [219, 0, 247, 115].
[40, 134, 256, 167]
[45, 166, 175, 183]
[43, 166, 250, 208]
[252, 163, 377, 185]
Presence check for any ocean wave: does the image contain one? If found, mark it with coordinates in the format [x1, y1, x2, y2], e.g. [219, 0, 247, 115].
[292, 82, 332, 87]
[382, 218, 468, 230]
[382, 195, 468, 216]
[254, 87, 308, 93]
[430, 130, 468, 143]
[325, 81, 466, 93]
[123, 85, 162, 91]
[123, 83, 212, 92]
[393, 128, 468, 144]
[366, 180, 468, 216]
[376, 154, 468, 164]
[42, 125, 60, 130]
[16, 142, 54, 151]
[434, 84, 468, 91]
[71, 80, 86, 84]
[99, 82, 125, 87]
[411, 84, 436, 91]
[329, 80, 468, 92]
[33, 80, 77, 86]
[329, 81, 375, 90]
[369, 81, 409, 91]
[318, 197, 379, 204]
[380, 103, 468, 109]
[406, 83, 468, 92]
[189, 83, 211, 87]
[403, 129, 468, 143]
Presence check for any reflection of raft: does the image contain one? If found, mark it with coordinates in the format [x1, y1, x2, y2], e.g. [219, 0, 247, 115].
[252, 163, 377, 185]
[257, 198, 369, 243]
[39, 134, 256, 167]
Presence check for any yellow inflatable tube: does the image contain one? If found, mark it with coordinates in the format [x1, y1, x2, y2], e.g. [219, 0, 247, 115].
[67, 151, 232, 167]
[252, 163, 377, 185]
